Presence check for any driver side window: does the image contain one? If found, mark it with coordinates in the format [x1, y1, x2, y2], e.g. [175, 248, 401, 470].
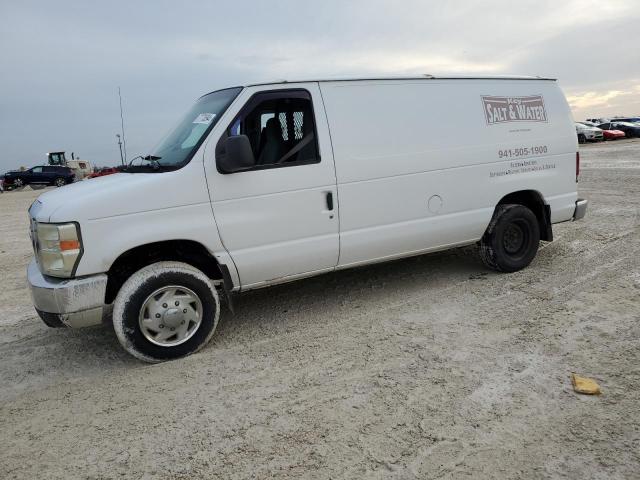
[216, 89, 320, 173]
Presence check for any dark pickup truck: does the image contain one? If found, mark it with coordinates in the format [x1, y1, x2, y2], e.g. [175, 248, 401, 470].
[3, 165, 75, 189]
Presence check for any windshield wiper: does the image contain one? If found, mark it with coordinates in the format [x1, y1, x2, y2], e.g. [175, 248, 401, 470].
[140, 155, 163, 169]
[122, 163, 178, 173]
[122, 154, 171, 173]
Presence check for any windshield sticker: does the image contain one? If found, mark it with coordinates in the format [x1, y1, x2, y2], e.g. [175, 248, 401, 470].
[482, 95, 547, 125]
[193, 113, 216, 124]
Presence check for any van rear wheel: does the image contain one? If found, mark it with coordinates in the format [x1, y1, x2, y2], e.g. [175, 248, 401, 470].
[479, 204, 540, 273]
[113, 261, 220, 362]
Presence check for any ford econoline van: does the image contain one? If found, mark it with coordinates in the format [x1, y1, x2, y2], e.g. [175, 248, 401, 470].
[27, 75, 587, 361]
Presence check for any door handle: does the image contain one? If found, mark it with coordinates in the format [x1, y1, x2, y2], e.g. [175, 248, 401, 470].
[325, 191, 334, 211]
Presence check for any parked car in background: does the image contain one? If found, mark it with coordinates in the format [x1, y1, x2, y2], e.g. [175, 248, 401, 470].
[598, 121, 640, 138]
[601, 128, 626, 140]
[577, 122, 624, 140]
[3, 165, 75, 189]
[88, 167, 120, 179]
[611, 117, 640, 125]
[575, 122, 603, 143]
[586, 118, 609, 125]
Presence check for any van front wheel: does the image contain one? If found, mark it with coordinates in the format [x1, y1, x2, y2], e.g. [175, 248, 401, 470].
[113, 261, 220, 362]
[480, 204, 540, 273]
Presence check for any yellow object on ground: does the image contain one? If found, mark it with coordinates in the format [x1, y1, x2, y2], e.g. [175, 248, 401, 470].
[571, 373, 602, 395]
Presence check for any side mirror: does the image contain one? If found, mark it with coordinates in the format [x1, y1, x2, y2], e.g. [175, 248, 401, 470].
[218, 135, 255, 173]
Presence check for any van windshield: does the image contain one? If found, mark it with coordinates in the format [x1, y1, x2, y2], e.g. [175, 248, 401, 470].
[148, 87, 242, 168]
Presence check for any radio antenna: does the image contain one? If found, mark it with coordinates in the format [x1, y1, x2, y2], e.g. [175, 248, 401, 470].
[118, 87, 128, 163]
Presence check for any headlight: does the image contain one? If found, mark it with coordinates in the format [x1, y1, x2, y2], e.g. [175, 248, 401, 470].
[34, 222, 83, 278]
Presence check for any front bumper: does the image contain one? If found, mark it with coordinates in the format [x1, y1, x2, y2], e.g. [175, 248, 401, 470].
[27, 259, 109, 328]
[573, 199, 588, 221]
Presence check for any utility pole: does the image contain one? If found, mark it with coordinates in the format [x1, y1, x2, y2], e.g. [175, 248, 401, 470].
[118, 87, 127, 163]
[116, 134, 124, 166]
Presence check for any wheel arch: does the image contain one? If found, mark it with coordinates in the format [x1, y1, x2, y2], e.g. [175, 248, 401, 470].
[105, 239, 234, 305]
[496, 189, 552, 241]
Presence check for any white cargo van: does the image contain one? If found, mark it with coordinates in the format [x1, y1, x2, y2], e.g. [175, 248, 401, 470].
[27, 75, 587, 362]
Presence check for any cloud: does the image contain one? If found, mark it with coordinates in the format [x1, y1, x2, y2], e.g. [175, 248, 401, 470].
[567, 90, 627, 110]
[566, 81, 640, 119]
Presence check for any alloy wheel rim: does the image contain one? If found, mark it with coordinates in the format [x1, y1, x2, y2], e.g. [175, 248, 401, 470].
[138, 285, 203, 347]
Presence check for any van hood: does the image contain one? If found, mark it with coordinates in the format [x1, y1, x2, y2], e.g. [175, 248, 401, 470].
[30, 174, 139, 222]
[29, 169, 209, 223]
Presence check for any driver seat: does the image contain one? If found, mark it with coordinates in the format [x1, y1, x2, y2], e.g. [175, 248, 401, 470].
[257, 118, 286, 165]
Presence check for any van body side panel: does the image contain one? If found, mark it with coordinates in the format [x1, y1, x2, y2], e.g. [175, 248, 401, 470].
[203, 83, 340, 289]
[319, 79, 577, 267]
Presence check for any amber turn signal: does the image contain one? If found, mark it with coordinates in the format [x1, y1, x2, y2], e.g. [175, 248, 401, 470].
[59, 240, 80, 251]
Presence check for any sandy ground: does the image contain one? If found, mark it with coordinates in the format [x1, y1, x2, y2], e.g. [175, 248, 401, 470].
[1, 140, 639, 479]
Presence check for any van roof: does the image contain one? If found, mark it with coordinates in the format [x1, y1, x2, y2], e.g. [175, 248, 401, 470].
[244, 74, 556, 87]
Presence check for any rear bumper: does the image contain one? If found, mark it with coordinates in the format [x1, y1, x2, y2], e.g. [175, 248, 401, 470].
[573, 199, 588, 221]
[27, 260, 109, 328]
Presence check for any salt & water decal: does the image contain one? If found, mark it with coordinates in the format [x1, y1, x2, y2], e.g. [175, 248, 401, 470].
[482, 95, 547, 125]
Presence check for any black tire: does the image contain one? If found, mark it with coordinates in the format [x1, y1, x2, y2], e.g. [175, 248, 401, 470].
[13, 178, 25, 189]
[54, 177, 66, 187]
[479, 204, 540, 273]
[113, 261, 220, 362]
[577, 134, 586, 144]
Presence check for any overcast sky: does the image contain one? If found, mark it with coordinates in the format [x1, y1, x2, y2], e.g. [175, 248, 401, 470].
[1, 0, 639, 171]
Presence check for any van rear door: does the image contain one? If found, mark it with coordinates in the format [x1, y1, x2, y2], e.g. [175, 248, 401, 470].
[206, 84, 339, 289]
